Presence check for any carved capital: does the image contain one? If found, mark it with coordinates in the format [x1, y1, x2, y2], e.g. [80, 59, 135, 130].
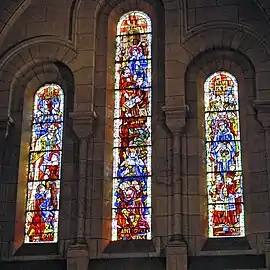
[0, 116, 14, 139]
[253, 100, 270, 129]
[162, 105, 189, 134]
[0, 117, 8, 130]
[69, 110, 97, 139]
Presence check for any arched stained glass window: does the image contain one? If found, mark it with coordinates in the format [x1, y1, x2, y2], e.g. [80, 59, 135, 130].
[204, 71, 245, 238]
[24, 84, 64, 243]
[112, 11, 152, 241]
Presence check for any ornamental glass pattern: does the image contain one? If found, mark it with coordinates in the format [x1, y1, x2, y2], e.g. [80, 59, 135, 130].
[204, 71, 245, 237]
[24, 84, 64, 243]
[112, 11, 152, 241]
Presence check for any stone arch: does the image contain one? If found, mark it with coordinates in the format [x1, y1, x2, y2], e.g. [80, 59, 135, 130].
[0, 56, 77, 255]
[182, 23, 270, 100]
[0, 36, 77, 117]
[184, 48, 265, 254]
[71, 0, 167, 41]
[253, 0, 270, 26]
[0, 0, 31, 53]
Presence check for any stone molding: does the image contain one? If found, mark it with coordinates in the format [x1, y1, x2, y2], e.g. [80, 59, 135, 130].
[0, 116, 14, 139]
[0, 116, 9, 130]
[69, 110, 97, 139]
[162, 105, 189, 134]
[0, 0, 31, 52]
[0, 36, 76, 71]
[253, 99, 270, 129]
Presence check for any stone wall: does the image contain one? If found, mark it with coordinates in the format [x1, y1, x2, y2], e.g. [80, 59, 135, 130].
[0, 0, 270, 269]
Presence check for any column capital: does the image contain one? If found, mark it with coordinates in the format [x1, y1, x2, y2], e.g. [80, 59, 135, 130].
[0, 116, 15, 139]
[162, 105, 189, 134]
[253, 100, 270, 129]
[69, 110, 97, 139]
[0, 116, 9, 129]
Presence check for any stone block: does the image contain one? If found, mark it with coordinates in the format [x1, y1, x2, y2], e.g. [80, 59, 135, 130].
[166, 241, 187, 270]
[188, 215, 204, 235]
[67, 244, 89, 270]
[155, 196, 168, 216]
[188, 0, 216, 8]
[195, 6, 238, 24]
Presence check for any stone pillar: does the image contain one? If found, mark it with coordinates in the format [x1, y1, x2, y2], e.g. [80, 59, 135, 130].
[67, 110, 96, 270]
[163, 105, 188, 270]
[166, 241, 188, 270]
[254, 100, 270, 270]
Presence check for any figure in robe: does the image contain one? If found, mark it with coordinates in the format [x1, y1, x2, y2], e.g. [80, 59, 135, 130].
[27, 183, 56, 242]
[119, 66, 141, 117]
[210, 120, 237, 174]
[128, 45, 148, 83]
[226, 190, 238, 226]
[117, 145, 148, 178]
[31, 124, 61, 180]
[209, 174, 226, 227]
[119, 66, 135, 90]
[212, 188, 226, 227]
[233, 175, 243, 222]
[115, 180, 150, 240]
[134, 73, 150, 117]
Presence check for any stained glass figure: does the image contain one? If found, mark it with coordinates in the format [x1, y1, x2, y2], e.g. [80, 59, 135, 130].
[112, 11, 152, 241]
[204, 71, 245, 237]
[24, 84, 64, 243]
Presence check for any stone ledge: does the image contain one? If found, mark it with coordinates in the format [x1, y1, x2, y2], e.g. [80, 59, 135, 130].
[101, 252, 158, 259]
[201, 237, 251, 251]
[162, 105, 189, 134]
[14, 243, 59, 256]
[188, 254, 265, 270]
[103, 240, 156, 254]
[89, 257, 165, 270]
[0, 259, 66, 270]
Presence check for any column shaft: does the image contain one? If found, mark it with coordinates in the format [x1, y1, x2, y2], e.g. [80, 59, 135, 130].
[76, 138, 88, 242]
[171, 132, 182, 237]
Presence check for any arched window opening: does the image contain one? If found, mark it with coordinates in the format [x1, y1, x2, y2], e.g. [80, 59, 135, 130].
[112, 11, 152, 241]
[24, 83, 64, 243]
[204, 71, 245, 238]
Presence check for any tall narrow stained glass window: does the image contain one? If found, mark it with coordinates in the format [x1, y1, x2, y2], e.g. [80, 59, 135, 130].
[205, 71, 245, 237]
[24, 84, 64, 243]
[112, 11, 152, 240]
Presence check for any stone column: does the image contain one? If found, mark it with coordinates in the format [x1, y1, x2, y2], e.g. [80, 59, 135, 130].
[163, 105, 188, 270]
[254, 100, 270, 269]
[67, 110, 96, 270]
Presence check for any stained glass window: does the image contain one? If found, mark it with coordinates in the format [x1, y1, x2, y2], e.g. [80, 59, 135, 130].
[112, 11, 152, 241]
[204, 71, 245, 238]
[24, 84, 64, 243]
